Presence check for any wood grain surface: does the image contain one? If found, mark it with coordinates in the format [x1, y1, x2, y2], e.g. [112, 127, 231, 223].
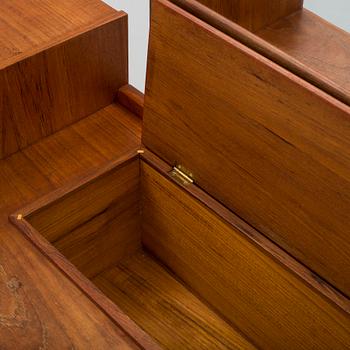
[118, 85, 145, 118]
[26, 159, 140, 243]
[171, 0, 350, 106]
[94, 250, 255, 350]
[194, 0, 303, 31]
[141, 160, 350, 350]
[24, 158, 141, 279]
[0, 102, 144, 349]
[258, 9, 350, 104]
[0, 0, 120, 66]
[144, 0, 350, 297]
[0, 0, 128, 158]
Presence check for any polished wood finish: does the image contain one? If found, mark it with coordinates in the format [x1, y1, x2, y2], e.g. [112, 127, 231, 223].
[26, 159, 139, 244]
[118, 84, 145, 118]
[194, 0, 303, 32]
[257, 9, 350, 104]
[0, 102, 146, 349]
[24, 158, 141, 279]
[171, 0, 350, 106]
[11, 156, 160, 350]
[94, 251, 255, 350]
[13, 154, 254, 349]
[2, 0, 350, 348]
[143, 0, 350, 296]
[0, 0, 128, 159]
[141, 159, 350, 350]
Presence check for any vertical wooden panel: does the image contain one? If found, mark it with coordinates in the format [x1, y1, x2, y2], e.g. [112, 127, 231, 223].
[141, 161, 350, 350]
[0, 2, 128, 158]
[190, 0, 303, 31]
[143, 0, 350, 297]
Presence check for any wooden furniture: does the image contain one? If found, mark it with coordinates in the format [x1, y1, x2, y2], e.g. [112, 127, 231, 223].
[194, 0, 303, 31]
[1, 0, 349, 349]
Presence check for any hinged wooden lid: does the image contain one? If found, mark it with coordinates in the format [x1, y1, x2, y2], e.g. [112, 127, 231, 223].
[142, 0, 350, 297]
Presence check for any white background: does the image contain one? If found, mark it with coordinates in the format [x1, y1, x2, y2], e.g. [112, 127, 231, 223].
[103, 0, 350, 92]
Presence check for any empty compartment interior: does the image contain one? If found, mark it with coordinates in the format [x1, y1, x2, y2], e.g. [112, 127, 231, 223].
[24, 156, 254, 350]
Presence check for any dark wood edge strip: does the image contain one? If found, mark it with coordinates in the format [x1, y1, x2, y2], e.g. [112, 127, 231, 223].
[10, 150, 161, 350]
[169, 0, 350, 107]
[118, 85, 144, 119]
[140, 148, 350, 315]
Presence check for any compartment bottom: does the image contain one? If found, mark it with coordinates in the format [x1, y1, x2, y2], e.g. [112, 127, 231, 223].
[93, 250, 252, 350]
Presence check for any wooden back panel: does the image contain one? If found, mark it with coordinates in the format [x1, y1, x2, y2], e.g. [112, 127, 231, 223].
[192, 0, 303, 31]
[143, 0, 350, 296]
[141, 160, 350, 350]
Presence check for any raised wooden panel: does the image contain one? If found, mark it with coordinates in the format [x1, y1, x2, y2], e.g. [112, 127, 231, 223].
[141, 160, 350, 350]
[143, 0, 350, 296]
[192, 0, 303, 31]
[0, 1, 128, 158]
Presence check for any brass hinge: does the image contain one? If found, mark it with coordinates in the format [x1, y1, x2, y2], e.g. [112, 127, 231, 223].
[169, 164, 194, 186]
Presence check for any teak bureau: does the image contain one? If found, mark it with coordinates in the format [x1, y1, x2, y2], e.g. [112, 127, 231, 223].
[1, 0, 350, 349]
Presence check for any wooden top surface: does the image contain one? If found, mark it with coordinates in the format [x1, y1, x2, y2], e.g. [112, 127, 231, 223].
[0, 102, 143, 349]
[0, 0, 123, 68]
[194, 0, 303, 32]
[257, 9, 350, 103]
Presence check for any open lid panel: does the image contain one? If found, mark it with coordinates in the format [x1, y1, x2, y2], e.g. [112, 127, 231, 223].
[142, 0, 350, 298]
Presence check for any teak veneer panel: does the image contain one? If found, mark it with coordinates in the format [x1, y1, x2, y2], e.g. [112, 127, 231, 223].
[257, 9, 350, 103]
[0, 0, 120, 66]
[194, 0, 303, 32]
[25, 159, 141, 279]
[144, 0, 350, 297]
[171, 0, 350, 106]
[0, 0, 128, 159]
[0, 102, 144, 349]
[27, 159, 140, 243]
[141, 161, 350, 350]
[94, 251, 255, 350]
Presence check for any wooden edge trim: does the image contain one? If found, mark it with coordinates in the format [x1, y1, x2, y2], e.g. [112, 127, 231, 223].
[117, 85, 145, 119]
[140, 148, 350, 316]
[168, 0, 350, 107]
[10, 150, 161, 350]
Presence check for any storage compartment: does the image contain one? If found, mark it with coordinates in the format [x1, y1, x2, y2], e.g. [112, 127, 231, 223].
[11, 152, 350, 350]
[12, 155, 253, 350]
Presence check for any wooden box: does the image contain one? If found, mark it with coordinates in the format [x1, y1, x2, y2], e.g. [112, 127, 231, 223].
[2, 0, 350, 349]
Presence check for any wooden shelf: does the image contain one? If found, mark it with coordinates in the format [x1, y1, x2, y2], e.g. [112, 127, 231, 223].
[0, 0, 121, 68]
[94, 251, 255, 350]
[257, 9, 350, 104]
